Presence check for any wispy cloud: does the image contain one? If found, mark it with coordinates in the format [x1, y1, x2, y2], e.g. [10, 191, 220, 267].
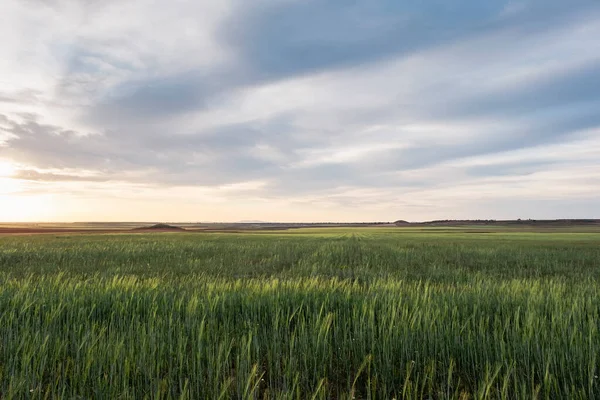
[0, 0, 599, 221]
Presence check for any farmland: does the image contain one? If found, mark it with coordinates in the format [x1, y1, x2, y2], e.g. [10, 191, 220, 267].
[0, 228, 599, 399]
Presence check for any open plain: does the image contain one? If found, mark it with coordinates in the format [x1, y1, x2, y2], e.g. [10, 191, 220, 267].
[0, 226, 599, 399]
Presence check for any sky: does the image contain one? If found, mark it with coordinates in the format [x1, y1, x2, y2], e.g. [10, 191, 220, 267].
[1, 0, 599, 222]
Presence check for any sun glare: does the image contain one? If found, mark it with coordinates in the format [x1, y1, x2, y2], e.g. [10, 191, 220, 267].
[0, 161, 20, 196]
[0, 189, 54, 222]
[0, 161, 44, 222]
[0, 161, 16, 177]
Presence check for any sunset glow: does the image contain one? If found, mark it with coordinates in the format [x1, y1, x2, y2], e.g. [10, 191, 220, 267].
[0, 1, 598, 222]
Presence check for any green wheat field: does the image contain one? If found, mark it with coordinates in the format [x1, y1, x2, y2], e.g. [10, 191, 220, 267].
[1, 228, 599, 399]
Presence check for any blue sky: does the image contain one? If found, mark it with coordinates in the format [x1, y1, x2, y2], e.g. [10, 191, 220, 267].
[0, 0, 599, 222]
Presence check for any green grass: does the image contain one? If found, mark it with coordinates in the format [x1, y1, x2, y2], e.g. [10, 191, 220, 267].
[0, 229, 599, 399]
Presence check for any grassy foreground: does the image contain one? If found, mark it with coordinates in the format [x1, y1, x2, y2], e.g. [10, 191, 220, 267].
[0, 229, 599, 399]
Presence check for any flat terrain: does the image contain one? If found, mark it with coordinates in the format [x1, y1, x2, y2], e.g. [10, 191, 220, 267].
[0, 228, 599, 398]
[2, 220, 598, 235]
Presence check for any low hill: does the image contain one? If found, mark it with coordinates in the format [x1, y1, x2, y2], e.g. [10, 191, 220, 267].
[133, 223, 185, 231]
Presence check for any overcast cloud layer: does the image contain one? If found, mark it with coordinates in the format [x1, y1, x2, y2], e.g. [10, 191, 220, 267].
[1, 0, 599, 222]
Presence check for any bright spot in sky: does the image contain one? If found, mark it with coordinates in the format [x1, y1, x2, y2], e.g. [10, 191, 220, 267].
[0, 161, 20, 196]
[0, 161, 37, 221]
[0, 161, 16, 177]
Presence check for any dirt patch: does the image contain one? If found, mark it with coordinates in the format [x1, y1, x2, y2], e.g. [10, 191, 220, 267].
[0, 228, 120, 236]
[0, 223, 186, 236]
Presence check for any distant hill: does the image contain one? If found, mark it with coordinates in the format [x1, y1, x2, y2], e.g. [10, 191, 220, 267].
[134, 223, 185, 231]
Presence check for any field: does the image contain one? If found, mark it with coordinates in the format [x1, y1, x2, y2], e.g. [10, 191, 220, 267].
[0, 228, 599, 399]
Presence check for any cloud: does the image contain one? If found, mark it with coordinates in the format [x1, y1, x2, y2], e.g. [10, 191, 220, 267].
[12, 169, 108, 182]
[222, 0, 597, 79]
[0, 0, 599, 221]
